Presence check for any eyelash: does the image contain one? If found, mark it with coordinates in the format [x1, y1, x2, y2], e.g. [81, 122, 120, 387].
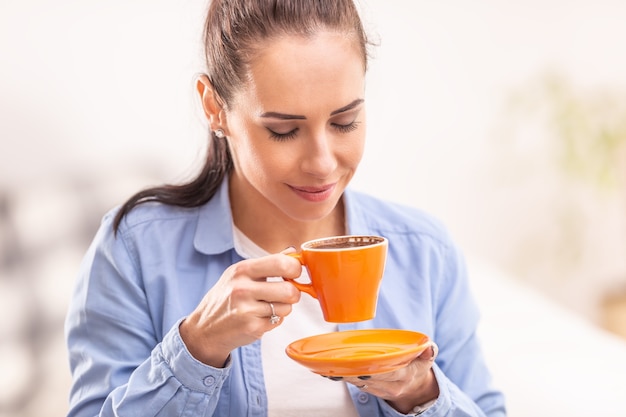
[333, 121, 360, 134]
[268, 121, 361, 142]
[269, 128, 299, 142]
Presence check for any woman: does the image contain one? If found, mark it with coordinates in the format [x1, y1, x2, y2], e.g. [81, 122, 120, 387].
[65, 0, 506, 416]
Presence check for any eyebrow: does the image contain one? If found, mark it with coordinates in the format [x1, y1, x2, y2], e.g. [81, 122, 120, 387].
[259, 98, 364, 120]
[330, 99, 364, 116]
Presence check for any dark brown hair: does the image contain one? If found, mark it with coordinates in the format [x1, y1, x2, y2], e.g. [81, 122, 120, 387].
[113, 0, 371, 232]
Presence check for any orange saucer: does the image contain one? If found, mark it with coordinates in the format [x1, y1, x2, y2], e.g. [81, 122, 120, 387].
[285, 329, 431, 377]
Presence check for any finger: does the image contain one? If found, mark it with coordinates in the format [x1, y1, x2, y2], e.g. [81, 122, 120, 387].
[258, 280, 301, 305]
[417, 341, 438, 362]
[225, 259, 301, 304]
[263, 301, 282, 325]
[232, 254, 302, 282]
[258, 298, 294, 320]
[343, 376, 374, 386]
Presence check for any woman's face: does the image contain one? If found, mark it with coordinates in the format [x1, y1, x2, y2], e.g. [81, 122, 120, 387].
[224, 31, 366, 223]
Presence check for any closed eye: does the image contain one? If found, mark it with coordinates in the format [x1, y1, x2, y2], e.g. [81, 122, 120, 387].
[332, 121, 360, 133]
[268, 127, 299, 141]
[267, 121, 360, 141]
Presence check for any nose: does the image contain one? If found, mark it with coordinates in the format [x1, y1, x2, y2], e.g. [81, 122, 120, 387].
[300, 130, 337, 178]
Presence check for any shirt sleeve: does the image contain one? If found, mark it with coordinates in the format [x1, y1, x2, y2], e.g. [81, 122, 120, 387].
[64, 214, 230, 417]
[413, 240, 506, 417]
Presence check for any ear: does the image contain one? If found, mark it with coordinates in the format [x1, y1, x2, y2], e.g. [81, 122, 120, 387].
[196, 74, 228, 132]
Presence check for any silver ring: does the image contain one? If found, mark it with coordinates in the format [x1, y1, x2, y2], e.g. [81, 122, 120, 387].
[268, 302, 280, 325]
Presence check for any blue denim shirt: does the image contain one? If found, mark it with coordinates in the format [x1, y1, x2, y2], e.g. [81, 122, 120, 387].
[65, 178, 506, 417]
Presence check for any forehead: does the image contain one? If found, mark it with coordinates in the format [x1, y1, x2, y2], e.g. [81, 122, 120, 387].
[233, 31, 366, 113]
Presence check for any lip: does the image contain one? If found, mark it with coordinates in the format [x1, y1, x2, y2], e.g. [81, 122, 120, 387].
[288, 183, 337, 202]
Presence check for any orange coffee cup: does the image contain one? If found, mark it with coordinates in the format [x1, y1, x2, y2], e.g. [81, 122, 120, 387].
[288, 235, 388, 323]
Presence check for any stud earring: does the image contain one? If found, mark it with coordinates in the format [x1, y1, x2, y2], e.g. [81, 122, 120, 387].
[214, 129, 225, 139]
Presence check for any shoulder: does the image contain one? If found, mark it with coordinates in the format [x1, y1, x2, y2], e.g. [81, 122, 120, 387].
[106, 202, 202, 239]
[346, 189, 453, 247]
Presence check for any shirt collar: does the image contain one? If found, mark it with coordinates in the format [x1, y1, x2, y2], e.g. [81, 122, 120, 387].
[342, 188, 368, 235]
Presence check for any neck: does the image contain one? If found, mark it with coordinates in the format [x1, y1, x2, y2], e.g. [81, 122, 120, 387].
[229, 179, 346, 253]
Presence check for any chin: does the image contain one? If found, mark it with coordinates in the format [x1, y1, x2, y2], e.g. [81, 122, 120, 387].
[286, 202, 340, 224]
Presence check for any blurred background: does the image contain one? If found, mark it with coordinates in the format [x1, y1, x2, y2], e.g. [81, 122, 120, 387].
[1, 0, 625, 416]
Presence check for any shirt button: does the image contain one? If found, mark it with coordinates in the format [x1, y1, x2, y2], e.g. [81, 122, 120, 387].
[203, 376, 216, 387]
[357, 392, 369, 404]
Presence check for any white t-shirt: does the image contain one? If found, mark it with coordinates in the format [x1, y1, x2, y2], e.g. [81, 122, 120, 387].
[233, 227, 359, 417]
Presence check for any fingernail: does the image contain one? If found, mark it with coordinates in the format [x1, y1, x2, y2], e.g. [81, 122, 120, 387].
[357, 375, 371, 380]
[281, 246, 296, 253]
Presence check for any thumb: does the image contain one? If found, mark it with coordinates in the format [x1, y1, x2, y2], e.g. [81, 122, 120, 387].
[280, 245, 297, 255]
[418, 341, 438, 362]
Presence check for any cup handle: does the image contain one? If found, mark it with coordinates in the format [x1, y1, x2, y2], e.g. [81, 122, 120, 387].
[286, 253, 318, 299]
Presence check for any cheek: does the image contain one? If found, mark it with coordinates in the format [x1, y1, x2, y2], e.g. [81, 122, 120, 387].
[229, 132, 287, 182]
[345, 116, 366, 166]
[339, 133, 366, 169]
[225, 117, 259, 167]
[252, 150, 288, 179]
